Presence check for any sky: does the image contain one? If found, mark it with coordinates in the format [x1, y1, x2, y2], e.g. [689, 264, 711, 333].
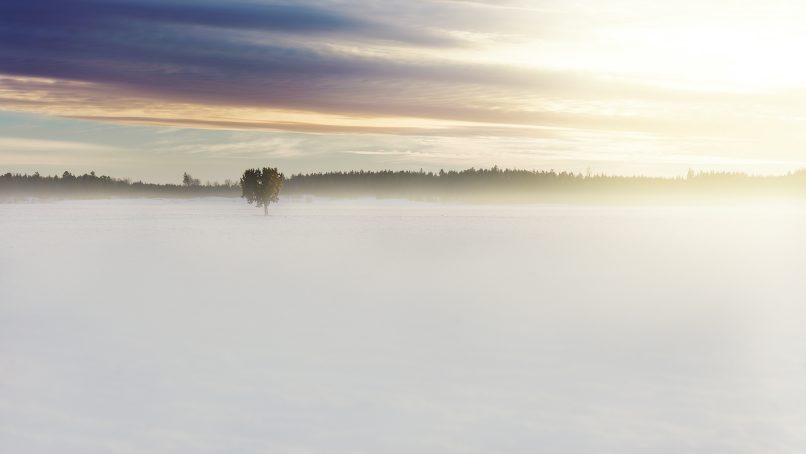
[3, 0, 806, 183]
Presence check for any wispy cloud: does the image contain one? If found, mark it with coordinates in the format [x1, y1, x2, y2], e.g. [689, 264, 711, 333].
[0, 137, 118, 152]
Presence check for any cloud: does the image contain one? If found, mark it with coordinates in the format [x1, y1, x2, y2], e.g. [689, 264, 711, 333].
[0, 137, 117, 152]
[3, 0, 806, 177]
[0, 0, 654, 132]
[0, 2, 534, 103]
[1, 0, 457, 45]
[0, 136, 123, 168]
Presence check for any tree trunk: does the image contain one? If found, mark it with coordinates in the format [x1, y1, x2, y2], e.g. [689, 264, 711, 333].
[264, 204, 268, 216]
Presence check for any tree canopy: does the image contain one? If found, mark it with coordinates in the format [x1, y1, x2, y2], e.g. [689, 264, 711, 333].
[240, 167, 285, 215]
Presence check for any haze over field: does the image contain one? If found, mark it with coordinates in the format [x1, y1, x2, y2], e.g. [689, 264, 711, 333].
[2, 199, 806, 453]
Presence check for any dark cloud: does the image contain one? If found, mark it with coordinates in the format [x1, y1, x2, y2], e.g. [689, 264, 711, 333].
[0, 0, 463, 93]
[1, 0, 454, 44]
[0, 0, 572, 124]
[0, 0, 706, 132]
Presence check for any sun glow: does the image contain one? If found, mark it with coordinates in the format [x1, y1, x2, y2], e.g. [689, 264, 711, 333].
[600, 25, 806, 92]
[483, 4, 806, 94]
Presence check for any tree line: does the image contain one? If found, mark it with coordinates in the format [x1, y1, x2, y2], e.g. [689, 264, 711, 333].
[0, 170, 240, 199]
[282, 167, 806, 201]
[4, 167, 806, 203]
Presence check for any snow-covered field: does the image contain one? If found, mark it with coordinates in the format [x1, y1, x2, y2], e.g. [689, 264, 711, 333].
[2, 197, 806, 453]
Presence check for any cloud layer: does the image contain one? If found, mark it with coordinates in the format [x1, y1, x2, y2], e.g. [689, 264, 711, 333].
[1, 0, 487, 122]
[0, 0, 677, 131]
[3, 0, 806, 175]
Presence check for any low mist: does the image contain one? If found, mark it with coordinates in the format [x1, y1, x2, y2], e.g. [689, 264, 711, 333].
[2, 198, 805, 453]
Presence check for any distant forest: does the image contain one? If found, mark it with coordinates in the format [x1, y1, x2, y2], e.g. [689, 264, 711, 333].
[0, 171, 241, 199]
[3, 167, 806, 202]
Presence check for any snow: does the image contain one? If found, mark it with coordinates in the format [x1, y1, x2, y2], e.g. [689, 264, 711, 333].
[2, 197, 806, 453]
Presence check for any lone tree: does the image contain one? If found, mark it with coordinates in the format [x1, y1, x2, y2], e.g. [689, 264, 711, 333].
[240, 167, 285, 215]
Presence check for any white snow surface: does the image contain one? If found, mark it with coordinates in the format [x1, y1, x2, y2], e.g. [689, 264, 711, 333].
[2, 197, 806, 453]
